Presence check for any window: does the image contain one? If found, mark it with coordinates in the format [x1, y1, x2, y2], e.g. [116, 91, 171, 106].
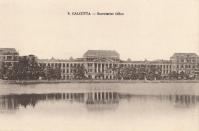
[88, 63, 92, 66]
[7, 56, 12, 60]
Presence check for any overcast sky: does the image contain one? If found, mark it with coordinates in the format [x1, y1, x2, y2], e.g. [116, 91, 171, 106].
[0, 0, 199, 60]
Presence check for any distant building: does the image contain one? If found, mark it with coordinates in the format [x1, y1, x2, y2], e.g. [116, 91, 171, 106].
[0, 48, 19, 69]
[170, 53, 199, 77]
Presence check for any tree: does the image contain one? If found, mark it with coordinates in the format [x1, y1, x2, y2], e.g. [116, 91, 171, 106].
[0, 55, 44, 80]
[0, 62, 18, 80]
[0, 62, 6, 79]
[137, 66, 147, 80]
[44, 66, 61, 80]
[146, 65, 162, 80]
[119, 66, 137, 80]
[107, 65, 138, 80]
[72, 65, 87, 80]
[14, 55, 42, 80]
[178, 71, 189, 80]
[168, 71, 178, 80]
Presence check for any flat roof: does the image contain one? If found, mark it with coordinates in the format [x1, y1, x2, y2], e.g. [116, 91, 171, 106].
[83, 50, 120, 58]
[0, 48, 19, 55]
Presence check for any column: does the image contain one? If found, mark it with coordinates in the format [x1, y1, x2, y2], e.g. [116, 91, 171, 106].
[95, 92, 97, 101]
[69, 93, 71, 99]
[96, 63, 98, 73]
[100, 63, 102, 73]
[98, 92, 100, 100]
[69, 63, 71, 74]
[92, 92, 95, 101]
[107, 63, 110, 79]
[97, 92, 99, 100]
[92, 62, 95, 73]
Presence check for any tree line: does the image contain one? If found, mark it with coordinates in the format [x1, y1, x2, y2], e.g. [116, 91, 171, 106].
[72, 64, 197, 80]
[0, 55, 61, 80]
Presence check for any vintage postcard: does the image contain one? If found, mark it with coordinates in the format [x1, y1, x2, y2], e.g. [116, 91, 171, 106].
[0, 0, 199, 131]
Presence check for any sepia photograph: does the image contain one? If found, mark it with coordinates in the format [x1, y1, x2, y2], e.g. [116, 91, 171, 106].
[0, 0, 199, 131]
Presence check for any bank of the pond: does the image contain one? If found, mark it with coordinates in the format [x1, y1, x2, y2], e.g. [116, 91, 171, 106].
[1, 79, 199, 84]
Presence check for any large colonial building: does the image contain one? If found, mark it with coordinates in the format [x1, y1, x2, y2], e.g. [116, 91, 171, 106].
[38, 50, 121, 80]
[38, 50, 199, 80]
[1, 48, 198, 80]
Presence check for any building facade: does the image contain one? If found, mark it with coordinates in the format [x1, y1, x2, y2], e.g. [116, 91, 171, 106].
[38, 50, 121, 80]
[170, 53, 199, 76]
[1, 48, 199, 80]
[38, 50, 199, 80]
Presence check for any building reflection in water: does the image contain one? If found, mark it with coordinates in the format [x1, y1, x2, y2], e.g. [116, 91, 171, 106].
[0, 91, 199, 112]
[85, 92, 119, 111]
[0, 91, 120, 111]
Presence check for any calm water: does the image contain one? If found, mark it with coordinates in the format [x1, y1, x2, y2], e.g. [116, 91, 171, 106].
[0, 83, 199, 131]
